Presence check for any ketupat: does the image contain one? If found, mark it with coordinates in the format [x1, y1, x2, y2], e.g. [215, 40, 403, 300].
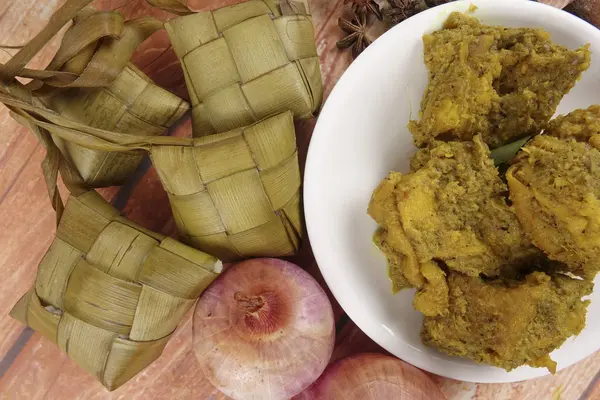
[164, 0, 323, 136]
[10, 191, 222, 390]
[409, 12, 590, 149]
[48, 64, 189, 187]
[422, 271, 592, 373]
[42, 8, 189, 187]
[0, 4, 190, 188]
[151, 111, 302, 261]
[0, 0, 311, 260]
[0, 91, 304, 261]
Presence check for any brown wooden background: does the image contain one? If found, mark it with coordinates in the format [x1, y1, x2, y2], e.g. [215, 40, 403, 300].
[0, 1, 599, 399]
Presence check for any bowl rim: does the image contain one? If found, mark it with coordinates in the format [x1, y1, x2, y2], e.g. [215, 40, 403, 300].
[304, 0, 600, 383]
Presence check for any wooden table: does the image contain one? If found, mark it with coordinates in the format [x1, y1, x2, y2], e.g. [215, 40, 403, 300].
[0, 1, 598, 399]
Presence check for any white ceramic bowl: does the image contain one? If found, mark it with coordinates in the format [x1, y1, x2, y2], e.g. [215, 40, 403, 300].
[305, 0, 600, 383]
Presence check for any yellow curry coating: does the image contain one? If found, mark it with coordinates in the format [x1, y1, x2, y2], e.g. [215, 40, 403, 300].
[422, 272, 592, 373]
[370, 11, 597, 372]
[507, 132, 600, 278]
[409, 12, 590, 149]
[368, 136, 539, 315]
[544, 105, 600, 144]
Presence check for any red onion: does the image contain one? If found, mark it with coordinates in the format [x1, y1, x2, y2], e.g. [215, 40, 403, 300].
[193, 258, 335, 400]
[295, 353, 446, 400]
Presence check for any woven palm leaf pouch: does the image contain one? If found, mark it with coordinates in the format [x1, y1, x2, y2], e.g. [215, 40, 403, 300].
[48, 63, 189, 188]
[151, 111, 302, 261]
[0, 90, 304, 262]
[1, 4, 190, 188]
[10, 191, 222, 391]
[47, 64, 189, 187]
[46, 8, 189, 188]
[164, 0, 323, 136]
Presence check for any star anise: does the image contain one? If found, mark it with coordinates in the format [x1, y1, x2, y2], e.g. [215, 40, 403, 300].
[387, 0, 421, 26]
[343, 0, 383, 20]
[337, 11, 372, 59]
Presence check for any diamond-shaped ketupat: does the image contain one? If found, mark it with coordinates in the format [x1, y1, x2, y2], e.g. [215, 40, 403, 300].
[164, 0, 322, 137]
[150, 112, 302, 262]
[10, 192, 222, 391]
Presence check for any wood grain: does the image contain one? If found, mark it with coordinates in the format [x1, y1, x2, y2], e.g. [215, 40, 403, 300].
[0, 0, 68, 361]
[0, 1, 599, 399]
[565, 0, 600, 29]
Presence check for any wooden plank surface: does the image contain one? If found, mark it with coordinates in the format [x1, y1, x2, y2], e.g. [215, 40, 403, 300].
[0, 1, 598, 399]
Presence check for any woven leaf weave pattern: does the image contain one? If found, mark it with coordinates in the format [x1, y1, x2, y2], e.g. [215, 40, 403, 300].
[48, 65, 189, 187]
[165, 0, 322, 136]
[151, 111, 302, 261]
[10, 192, 221, 391]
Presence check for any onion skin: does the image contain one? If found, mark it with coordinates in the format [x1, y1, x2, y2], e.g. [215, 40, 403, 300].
[193, 258, 335, 400]
[295, 353, 446, 400]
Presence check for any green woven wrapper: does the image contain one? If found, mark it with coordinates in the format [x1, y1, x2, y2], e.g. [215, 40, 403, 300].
[165, 0, 323, 136]
[0, 91, 304, 262]
[0, 3, 190, 187]
[10, 191, 222, 390]
[151, 111, 302, 261]
[48, 64, 189, 187]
